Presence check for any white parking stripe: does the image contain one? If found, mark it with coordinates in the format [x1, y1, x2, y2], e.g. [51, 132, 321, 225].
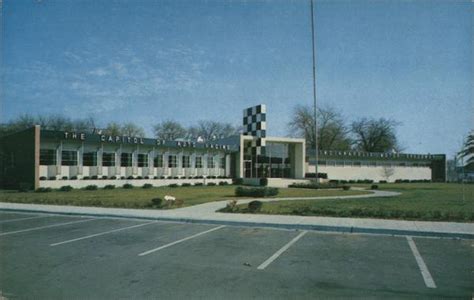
[0, 215, 49, 224]
[406, 236, 437, 288]
[138, 225, 226, 256]
[51, 221, 157, 246]
[257, 231, 307, 270]
[0, 219, 96, 236]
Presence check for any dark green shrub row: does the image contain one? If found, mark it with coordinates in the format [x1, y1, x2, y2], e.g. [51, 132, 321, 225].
[123, 183, 134, 189]
[218, 181, 229, 186]
[104, 184, 115, 189]
[142, 183, 153, 189]
[394, 179, 432, 183]
[84, 185, 98, 190]
[235, 187, 279, 197]
[304, 173, 328, 179]
[59, 185, 73, 192]
[35, 187, 52, 193]
[288, 183, 341, 189]
[233, 178, 244, 185]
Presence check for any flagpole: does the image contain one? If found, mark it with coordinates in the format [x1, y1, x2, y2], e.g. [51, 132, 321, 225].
[310, 0, 318, 178]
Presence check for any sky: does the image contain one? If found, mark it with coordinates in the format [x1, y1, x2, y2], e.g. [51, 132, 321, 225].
[1, 0, 472, 157]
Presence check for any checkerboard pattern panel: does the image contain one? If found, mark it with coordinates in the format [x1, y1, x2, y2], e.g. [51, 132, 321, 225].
[243, 104, 266, 156]
[243, 104, 266, 138]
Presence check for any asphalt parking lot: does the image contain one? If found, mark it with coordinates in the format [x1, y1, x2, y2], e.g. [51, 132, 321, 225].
[0, 211, 472, 299]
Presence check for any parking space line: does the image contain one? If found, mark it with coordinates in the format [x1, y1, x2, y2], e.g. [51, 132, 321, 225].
[0, 215, 49, 224]
[406, 236, 437, 289]
[138, 225, 226, 257]
[0, 218, 96, 236]
[257, 230, 307, 270]
[51, 221, 158, 246]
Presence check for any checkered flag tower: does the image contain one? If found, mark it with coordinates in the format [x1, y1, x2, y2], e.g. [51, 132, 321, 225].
[243, 104, 266, 156]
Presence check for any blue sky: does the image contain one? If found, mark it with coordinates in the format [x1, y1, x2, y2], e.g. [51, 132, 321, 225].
[1, 0, 472, 156]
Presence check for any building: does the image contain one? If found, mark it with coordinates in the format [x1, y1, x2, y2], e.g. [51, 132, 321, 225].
[0, 104, 446, 190]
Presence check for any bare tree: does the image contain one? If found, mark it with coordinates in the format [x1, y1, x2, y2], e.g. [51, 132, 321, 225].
[288, 104, 351, 150]
[381, 166, 395, 181]
[351, 117, 403, 153]
[103, 122, 122, 136]
[188, 121, 241, 141]
[121, 122, 145, 137]
[153, 120, 187, 140]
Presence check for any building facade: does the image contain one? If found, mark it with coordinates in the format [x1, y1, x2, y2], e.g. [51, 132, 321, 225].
[0, 104, 446, 190]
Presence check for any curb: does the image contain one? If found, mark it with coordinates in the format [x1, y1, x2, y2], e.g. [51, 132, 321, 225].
[1, 207, 473, 240]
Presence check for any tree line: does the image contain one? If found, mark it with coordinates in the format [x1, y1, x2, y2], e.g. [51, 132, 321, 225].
[0, 114, 241, 143]
[1, 104, 403, 152]
[288, 104, 403, 153]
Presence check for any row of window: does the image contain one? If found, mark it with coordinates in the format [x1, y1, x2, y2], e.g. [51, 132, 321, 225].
[40, 150, 225, 168]
[317, 160, 431, 167]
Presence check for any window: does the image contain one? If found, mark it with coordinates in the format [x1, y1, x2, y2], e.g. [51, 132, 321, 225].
[207, 156, 215, 169]
[103, 153, 115, 167]
[62, 150, 77, 166]
[168, 155, 177, 168]
[138, 154, 148, 167]
[40, 149, 56, 165]
[121, 153, 132, 167]
[182, 156, 191, 168]
[83, 152, 97, 166]
[154, 155, 163, 168]
[219, 157, 225, 169]
[195, 156, 202, 168]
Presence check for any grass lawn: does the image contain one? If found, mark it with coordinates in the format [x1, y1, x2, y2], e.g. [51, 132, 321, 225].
[0, 185, 368, 209]
[227, 183, 474, 222]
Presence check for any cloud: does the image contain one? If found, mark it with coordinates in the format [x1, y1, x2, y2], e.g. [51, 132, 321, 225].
[4, 43, 212, 116]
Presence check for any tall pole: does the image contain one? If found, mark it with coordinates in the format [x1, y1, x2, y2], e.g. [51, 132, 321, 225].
[310, 0, 318, 178]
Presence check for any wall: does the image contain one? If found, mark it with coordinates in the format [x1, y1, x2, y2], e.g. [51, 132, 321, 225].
[307, 165, 431, 182]
[39, 178, 232, 189]
[0, 126, 39, 189]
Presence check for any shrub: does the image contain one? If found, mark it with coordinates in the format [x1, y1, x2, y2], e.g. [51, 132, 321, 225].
[127, 176, 134, 180]
[109, 176, 117, 180]
[142, 183, 153, 189]
[59, 185, 73, 192]
[207, 182, 216, 186]
[181, 183, 191, 187]
[154, 176, 159, 179]
[35, 187, 52, 193]
[151, 198, 162, 207]
[348, 180, 356, 184]
[235, 187, 279, 197]
[123, 183, 134, 189]
[379, 180, 387, 184]
[371, 184, 379, 190]
[39, 176, 47, 180]
[259, 178, 268, 186]
[194, 182, 203, 186]
[218, 181, 229, 186]
[173, 176, 179, 179]
[342, 185, 351, 190]
[248, 201, 263, 212]
[329, 179, 340, 184]
[136, 176, 143, 179]
[160, 176, 166, 179]
[144, 176, 150, 179]
[100, 175, 107, 180]
[70, 176, 78, 180]
[84, 185, 98, 190]
[121, 176, 126, 180]
[104, 184, 116, 190]
[208, 175, 216, 179]
[83, 176, 90, 180]
[61, 176, 68, 180]
[233, 177, 244, 185]
[195, 175, 203, 179]
[394, 179, 403, 183]
[49, 176, 57, 180]
[169, 183, 179, 188]
[91, 175, 98, 180]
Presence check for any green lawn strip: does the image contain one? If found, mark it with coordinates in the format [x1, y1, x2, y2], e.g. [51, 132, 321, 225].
[227, 183, 474, 222]
[0, 186, 368, 209]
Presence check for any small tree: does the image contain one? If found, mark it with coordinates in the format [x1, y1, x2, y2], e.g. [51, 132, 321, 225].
[381, 166, 395, 182]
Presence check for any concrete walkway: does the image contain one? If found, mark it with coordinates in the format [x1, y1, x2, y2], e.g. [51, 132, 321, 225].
[1, 189, 473, 239]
